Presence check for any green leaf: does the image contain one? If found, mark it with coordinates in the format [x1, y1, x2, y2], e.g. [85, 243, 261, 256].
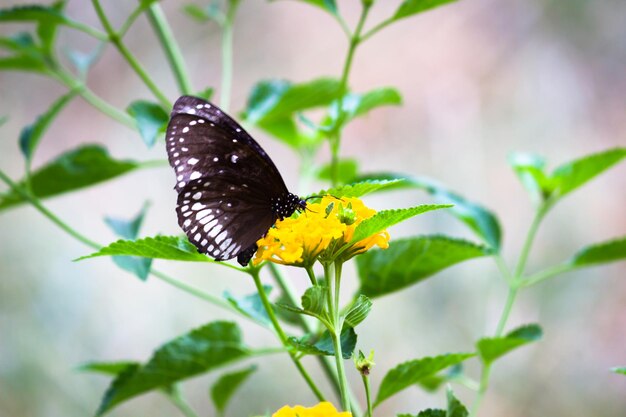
[446, 387, 469, 417]
[476, 324, 542, 365]
[224, 286, 272, 326]
[392, 0, 457, 21]
[0, 31, 40, 54]
[301, 286, 327, 316]
[358, 174, 502, 250]
[314, 179, 405, 200]
[343, 295, 372, 328]
[317, 159, 359, 184]
[77, 235, 212, 263]
[210, 365, 257, 415]
[245, 78, 341, 123]
[0, 4, 70, 25]
[78, 361, 139, 376]
[612, 367, 626, 376]
[19, 90, 77, 164]
[551, 147, 626, 199]
[97, 321, 250, 415]
[357, 236, 493, 298]
[329, 87, 402, 124]
[37, 0, 65, 55]
[417, 364, 463, 392]
[288, 327, 357, 359]
[0, 55, 48, 72]
[293, 0, 338, 15]
[104, 204, 152, 281]
[183, 3, 224, 24]
[196, 87, 215, 101]
[508, 153, 553, 206]
[375, 353, 474, 407]
[571, 237, 626, 267]
[0, 145, 140, 210]
[350, 205, 452, 245]
[127, 101, 169, 148]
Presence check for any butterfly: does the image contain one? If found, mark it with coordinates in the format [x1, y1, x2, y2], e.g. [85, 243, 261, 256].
[165, 96, 306, 266]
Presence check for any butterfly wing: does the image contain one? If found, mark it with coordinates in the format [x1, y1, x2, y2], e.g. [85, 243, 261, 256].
[165, 96, 289, 261]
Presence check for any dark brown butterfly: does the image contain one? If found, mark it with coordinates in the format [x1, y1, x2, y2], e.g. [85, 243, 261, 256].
[165, 96, 306, 266]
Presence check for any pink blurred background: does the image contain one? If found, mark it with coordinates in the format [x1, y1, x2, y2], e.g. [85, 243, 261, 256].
[1, 0, 625, 416]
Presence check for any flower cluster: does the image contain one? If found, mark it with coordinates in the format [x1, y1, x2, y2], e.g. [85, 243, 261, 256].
[272, 402, 352, 417]
[254, 196, 389, 266]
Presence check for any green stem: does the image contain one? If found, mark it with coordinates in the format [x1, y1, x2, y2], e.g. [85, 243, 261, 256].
[165, 386, 200, 417]
[51, 68, 136, 128]
[360, 17, 394, 42]
[145, 3, 193, 94]
[362, 374, 373, 417]
[329, 2, 371, 186]
[521, 263, 575, 287]
[220, 19, 234, 111]
[250, 269, 326, 401]
[305, 266, 319, 286]
[269, 264, 363, 417]
[471, 205, 549, 417]
[325, 262, 351, 412]
[64, 18, 109, 41]
[91, 0, 171, 108]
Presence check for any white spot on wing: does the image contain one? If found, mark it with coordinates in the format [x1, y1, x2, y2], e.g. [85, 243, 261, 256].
[196, 209, 211, 219]
[188, 158, 199, 165]
[182, 127, 189, 133]
[230, 155, 239, 163]
[208, 225, 222, 238]
[190, 171, 201, 180]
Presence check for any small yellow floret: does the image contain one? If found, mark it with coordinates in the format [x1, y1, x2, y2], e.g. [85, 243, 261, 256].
[272, 401, 352, 417]
[254, 196, 389, 266]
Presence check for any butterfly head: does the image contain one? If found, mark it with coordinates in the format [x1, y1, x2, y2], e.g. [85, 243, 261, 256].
[271, 193, 307, 220]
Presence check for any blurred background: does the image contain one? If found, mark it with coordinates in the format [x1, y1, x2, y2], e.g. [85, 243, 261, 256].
[1, 0, 625, 416]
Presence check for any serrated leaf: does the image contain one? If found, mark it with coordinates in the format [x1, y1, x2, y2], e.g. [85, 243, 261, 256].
[392, 0, 457, 21]
[571, 237, 626, 267]
[245, 78, 341, 123]
[0, 145, 139, 210]
[37, 0, 65, 55]
[375, 353, 474, 406]
[476, 324, 542, 365]
[104, 204, 152, 281]
[301, 286, 327, 316]
[314, 179, 405, 200]
[97, 321, 251, 415]
[19, 90, 77, 164]
[612, 367, 626, 376]
[224, 286, 272, 326]
[551, 147, 626, 199]
[78, 361, 139, 376]
[358, 174, 502, 250]
[127, 100, 168, 148]
[288, 327, 357, 359]
[76, 235, 212, 263]
[211, 365, 257, 415]
[0, 32, 39, 53]
[344, 295, 372, 328]
[350, 205, 451, 245]
[357, 235, 493, 297]
[446, 388, 469, 417]
[316, 159, 359, 184]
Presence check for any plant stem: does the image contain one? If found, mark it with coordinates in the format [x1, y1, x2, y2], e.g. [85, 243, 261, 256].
[51, 68, 136, 128]
[471, 204, 549, 417]
[145, 3, 193, 95]
[269, 264, 363, 417]
[64, 18, 109, 41]
[91, 0, 171, 109]
[220, 16, 235, 111]
[305, 266, 319, 286]
[329, 2, 371, 186]
[362, 374, 373, 417]
[324, 262, 351, 412]
[250, 269, 326, 401]
[165, 386, 201, 417]
[521, 263, 574, 287]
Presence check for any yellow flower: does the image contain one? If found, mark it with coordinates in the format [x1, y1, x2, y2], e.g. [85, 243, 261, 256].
[254, 196, 389, 266]
[272, 401, 352, 417]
